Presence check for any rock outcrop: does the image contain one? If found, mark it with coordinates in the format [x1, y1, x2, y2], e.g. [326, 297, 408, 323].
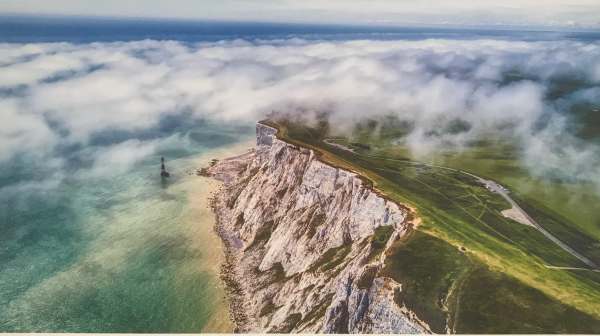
[207, 123, 430, 333]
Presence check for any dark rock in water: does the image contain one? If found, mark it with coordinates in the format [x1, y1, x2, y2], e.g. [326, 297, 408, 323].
[161, 157, 170, 178]
[197, 167, 209, 176]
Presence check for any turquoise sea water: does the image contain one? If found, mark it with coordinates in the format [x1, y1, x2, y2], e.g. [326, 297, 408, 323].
[0, 122, 253, 332]
[2, 16, 598, 332]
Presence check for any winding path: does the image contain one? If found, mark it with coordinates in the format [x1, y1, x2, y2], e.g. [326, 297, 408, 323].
[323, 139, 599, 270]
[544, 265, 600, 272]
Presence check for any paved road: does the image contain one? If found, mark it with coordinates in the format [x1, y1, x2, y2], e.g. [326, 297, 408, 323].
[465, 174, 599, 270]
[544, 265, 600, 272]
[324, 139, 599, 270]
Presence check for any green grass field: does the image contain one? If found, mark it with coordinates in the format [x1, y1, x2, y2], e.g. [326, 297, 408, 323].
[263, 117, 600, 333]
[345, 117, 600, 243]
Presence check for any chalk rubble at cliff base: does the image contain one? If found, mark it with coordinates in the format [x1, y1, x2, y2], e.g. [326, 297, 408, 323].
[205, 123, 432, 333]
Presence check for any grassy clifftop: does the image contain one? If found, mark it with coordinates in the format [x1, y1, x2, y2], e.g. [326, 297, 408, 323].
[261, 118, 600, 333]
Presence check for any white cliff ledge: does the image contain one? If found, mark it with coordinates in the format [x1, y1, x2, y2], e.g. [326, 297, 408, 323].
[206, 122, 430, 333]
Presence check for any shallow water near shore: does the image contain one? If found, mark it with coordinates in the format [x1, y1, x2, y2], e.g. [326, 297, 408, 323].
[0, 122, 253, 332]
[183, 140, 255, 333]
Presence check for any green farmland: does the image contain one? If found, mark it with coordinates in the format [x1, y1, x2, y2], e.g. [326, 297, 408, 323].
[263, 117, 600, 333]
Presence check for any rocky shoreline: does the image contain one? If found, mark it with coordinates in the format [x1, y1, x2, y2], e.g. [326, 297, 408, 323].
[203, 123, 431, 333]
[210, 187, 250, 332]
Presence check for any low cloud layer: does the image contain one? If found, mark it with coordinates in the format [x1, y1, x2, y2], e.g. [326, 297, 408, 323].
[1, 38, 599, 191]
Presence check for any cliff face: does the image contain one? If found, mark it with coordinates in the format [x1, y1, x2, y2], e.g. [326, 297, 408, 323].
[207, 123, 430, 333]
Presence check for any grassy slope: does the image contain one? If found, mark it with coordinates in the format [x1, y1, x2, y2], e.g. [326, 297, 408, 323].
[264, 119, 600, 333]
[345, 135, 600, 264]
[349, 119, 600, 243]
[425, 143, 600, 244]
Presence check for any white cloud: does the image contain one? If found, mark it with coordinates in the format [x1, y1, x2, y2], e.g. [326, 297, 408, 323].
[83, 139, 157, 178]
[0, 98, 57, 161]
[0, 38, 599, 188]
[79, 133, 196, 178]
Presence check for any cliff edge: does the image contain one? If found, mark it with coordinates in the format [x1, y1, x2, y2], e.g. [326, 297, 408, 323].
[206, 123, 430, 333]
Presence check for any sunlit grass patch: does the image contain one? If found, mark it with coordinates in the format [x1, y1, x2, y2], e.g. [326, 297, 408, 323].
[264, 118, 600, 332]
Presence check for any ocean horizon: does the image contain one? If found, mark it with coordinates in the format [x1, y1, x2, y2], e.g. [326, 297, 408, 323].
[2, 14, 600, 44]
[1, 15, 599, 332]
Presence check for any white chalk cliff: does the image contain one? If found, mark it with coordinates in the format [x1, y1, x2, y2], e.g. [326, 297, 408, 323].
[207, 123, 431, 333]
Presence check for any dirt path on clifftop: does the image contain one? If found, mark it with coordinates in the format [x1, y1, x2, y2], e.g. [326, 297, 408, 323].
[323, 139, 599, 271]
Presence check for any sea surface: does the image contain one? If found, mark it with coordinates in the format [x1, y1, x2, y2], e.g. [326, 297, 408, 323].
[0, 119, 253, 332]
[1, 15, 600, 43]
[0, 16, 598, 332]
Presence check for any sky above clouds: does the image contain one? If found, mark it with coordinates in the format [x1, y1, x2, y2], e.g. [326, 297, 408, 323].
[1, 0, 600, 29]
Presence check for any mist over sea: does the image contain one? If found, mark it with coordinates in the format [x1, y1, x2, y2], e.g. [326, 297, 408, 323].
[0, 118, 253, 332]
[0, 16, 599, 332]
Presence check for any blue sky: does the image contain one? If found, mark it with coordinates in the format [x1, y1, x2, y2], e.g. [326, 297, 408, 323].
[1, 0, 599, 29]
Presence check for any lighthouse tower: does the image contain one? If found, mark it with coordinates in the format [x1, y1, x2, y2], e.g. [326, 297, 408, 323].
[161, 157, 170, 178]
